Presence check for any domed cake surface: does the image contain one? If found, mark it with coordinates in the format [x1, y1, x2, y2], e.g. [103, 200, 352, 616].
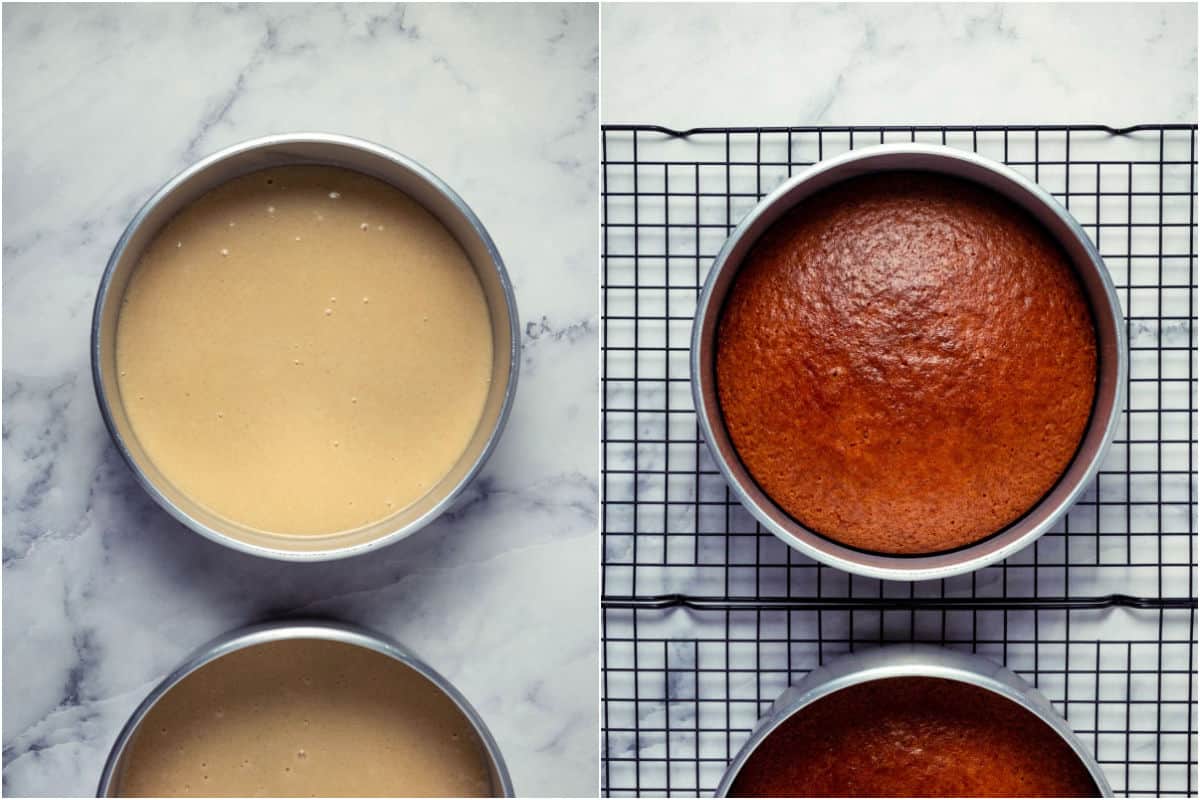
[716, 171, 1097, 554]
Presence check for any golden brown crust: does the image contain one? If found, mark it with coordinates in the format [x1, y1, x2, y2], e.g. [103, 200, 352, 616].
[727, 677, 1100, 797]
[716, 172, 1097, 554]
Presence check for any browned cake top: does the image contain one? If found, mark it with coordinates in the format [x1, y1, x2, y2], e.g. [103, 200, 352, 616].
[716, 171, 1098, 554]
[728, 676, 1100, 798]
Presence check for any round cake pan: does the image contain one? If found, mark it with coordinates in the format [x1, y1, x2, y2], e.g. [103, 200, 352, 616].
[92, 133, 519, 560]
[691, 143, 1126, 581]
[715, 643, 1111, 797]
[97, 619, 515, 797]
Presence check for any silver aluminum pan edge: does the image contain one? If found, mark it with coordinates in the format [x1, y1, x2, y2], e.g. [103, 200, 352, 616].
[714, 643, 1112, 797]
[691, 143, 1126, 581]
[92, 133, 520, 560]
[96, 619, 515, 797]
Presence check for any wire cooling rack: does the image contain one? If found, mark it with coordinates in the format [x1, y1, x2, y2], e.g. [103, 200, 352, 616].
[600, 124, 1197, 797]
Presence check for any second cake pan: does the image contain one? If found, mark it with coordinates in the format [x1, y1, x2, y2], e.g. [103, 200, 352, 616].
[714, 643, 1112, 797]
[97, 620, 515, 797]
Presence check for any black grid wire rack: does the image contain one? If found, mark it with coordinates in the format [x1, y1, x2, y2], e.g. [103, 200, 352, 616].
[600, 124, 1198, 797]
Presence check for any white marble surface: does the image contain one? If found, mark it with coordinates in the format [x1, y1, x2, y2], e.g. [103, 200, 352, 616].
[2, 4, 598, 797]
[602, 2, 1197, 126]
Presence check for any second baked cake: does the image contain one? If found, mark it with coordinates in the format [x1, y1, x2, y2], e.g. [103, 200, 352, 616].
[727, 676, 1100, 797]
[716, 171, 1097, 554]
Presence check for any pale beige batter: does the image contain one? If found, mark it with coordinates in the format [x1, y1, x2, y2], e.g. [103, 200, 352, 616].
[117, 165, 493, 536]
[112, 639, 496, 797]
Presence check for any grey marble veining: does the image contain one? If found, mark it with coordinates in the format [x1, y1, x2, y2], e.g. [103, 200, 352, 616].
[3, 4, 599, 796]
[602, 3, 1197, 125]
